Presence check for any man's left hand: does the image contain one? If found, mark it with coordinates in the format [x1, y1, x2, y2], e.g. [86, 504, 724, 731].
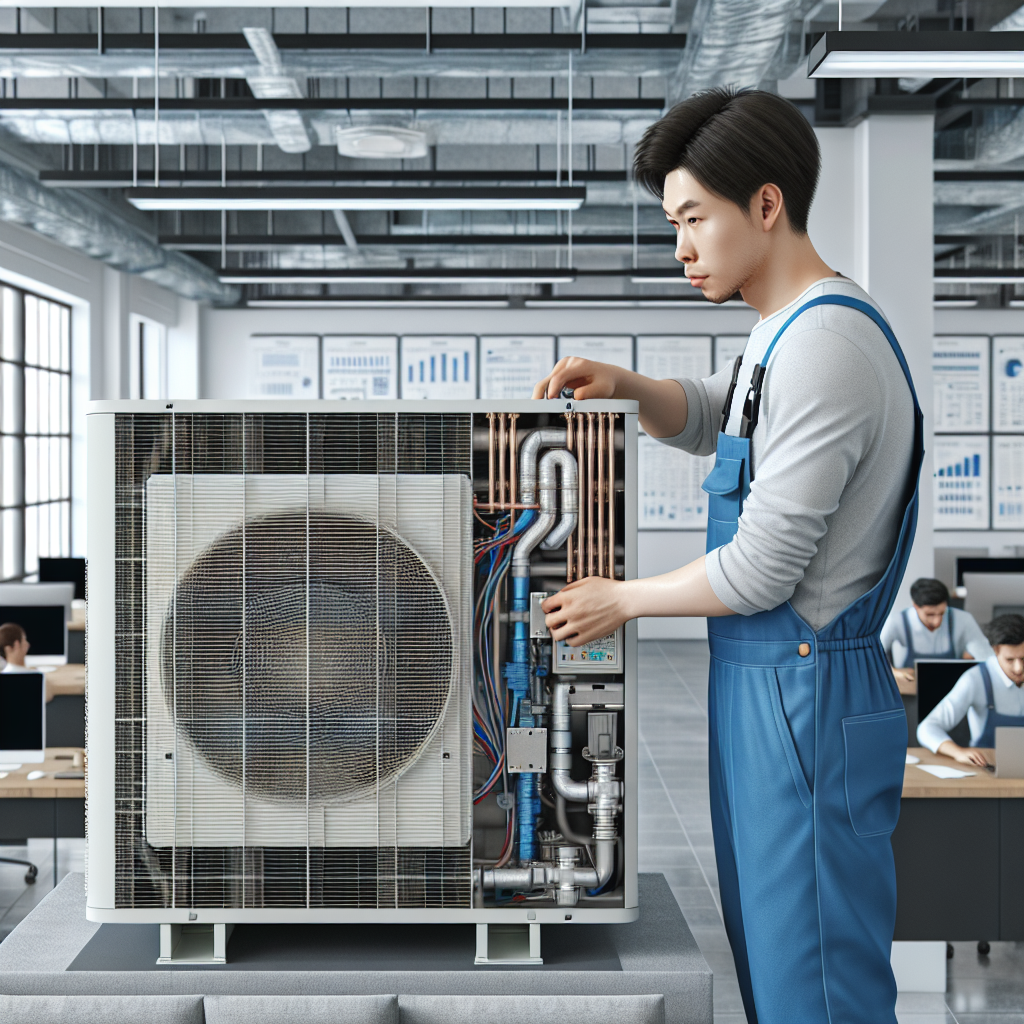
[542, 576, 630, 647]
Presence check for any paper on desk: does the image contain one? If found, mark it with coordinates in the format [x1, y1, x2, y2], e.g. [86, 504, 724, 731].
[915, 764, 976, 779]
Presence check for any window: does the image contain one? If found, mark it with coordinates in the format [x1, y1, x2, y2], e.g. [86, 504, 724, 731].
[132, 315, 166, 400]
[0, 286, 72, 581]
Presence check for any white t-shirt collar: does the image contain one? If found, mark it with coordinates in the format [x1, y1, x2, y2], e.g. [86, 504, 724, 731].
[988, 654, 1019, 690]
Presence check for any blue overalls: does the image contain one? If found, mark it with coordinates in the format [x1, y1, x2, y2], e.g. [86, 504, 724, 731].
[899, 607, 955, 667]
[975, 663, 1024, 747]
[701, 295, 924, 1024]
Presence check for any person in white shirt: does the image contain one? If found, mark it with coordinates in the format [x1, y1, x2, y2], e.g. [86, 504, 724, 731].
[881, 577, 992, 688]
[0, 621, 33, 672]
[917, 614, 1024, 767]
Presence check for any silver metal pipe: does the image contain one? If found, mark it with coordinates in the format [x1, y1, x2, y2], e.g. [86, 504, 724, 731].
[549, 681, 589, 802]
[539, 448, 578, 551]
[518, 428, 567, 505]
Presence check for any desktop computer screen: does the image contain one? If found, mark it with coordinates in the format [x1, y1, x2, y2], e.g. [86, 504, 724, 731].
[38, 557, 86, 602]
[956, 557, 1024, 587]
[0, 605, 65, 657]
[0, 671, 45, 762]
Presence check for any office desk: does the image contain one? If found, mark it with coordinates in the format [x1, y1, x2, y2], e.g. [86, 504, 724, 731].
[67, 618, 84, 664]
[0, 748, 85, 886]
[893, 747, 1024, 941]
[43, 664, 85, 748]
[897, 674, 917, 744]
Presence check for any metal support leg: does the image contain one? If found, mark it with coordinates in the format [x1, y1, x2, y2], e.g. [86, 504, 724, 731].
[474, 922, 542, 965]
[52, 799, 57, 889]
[158, 922, 234, 964]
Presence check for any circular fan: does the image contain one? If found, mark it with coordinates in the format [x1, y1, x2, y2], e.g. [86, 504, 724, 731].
[161, 510, 454, 803]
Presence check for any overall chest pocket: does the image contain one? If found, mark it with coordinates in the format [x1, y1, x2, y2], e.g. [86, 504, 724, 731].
[702, 457, 745, 549]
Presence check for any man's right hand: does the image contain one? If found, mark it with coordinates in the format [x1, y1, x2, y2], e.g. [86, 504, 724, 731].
[939, 742, 990, 768]
[532, 357, 619, 400]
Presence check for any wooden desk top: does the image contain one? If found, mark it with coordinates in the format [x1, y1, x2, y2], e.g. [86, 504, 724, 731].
[44, 663, 85, 700]
[904, 747, 1024, 799]
[0, 748, 84, 799]
[897, 674, 916, 697]
[68, 620, 84, 632]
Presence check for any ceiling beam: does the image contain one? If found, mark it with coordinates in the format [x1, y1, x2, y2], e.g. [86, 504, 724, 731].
[160, 233, 675, 250]
[43, 170, 630, 186]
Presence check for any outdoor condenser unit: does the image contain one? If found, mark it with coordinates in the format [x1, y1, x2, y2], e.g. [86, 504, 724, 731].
[86, 400, 638, 964]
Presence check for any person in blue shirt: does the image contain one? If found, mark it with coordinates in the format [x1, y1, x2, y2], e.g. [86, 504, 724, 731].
[918, 614, 1024, 766]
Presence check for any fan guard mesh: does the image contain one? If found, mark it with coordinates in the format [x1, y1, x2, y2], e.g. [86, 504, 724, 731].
[161, 509, 454, 803]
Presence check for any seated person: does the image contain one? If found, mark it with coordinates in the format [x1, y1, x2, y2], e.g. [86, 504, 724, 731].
[0, 622, 32, 672]
[917, 614, 1024, 767]
[881, 577, 992, 688]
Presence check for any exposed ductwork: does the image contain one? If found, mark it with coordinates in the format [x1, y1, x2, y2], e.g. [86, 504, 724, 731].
[242, 26, 312, 153]
[0, 156, 238, 303]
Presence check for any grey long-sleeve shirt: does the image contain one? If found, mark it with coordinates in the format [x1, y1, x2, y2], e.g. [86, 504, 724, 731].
[657, 277, 916, 631]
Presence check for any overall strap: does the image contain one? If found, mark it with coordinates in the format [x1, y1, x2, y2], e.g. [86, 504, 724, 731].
[719, 355, 744, 434]
[946, 608, 955, 655]
[901, 608, 917, 666]
[980, 663, 995, 711]
[739, 294, 922, 442]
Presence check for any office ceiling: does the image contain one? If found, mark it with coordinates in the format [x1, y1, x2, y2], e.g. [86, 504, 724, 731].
[0, 1, 1019, 305]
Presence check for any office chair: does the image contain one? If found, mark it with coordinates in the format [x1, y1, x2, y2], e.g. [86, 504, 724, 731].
[0, 854, 38, 884]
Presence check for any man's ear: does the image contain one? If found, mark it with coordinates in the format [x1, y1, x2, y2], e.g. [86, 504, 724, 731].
[758, 184, 785, 232]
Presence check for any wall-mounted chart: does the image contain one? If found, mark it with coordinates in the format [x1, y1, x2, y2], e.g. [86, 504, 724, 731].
[933, 436, 990, 530]
[479, 336, 555, 399]
[636, 336, 712, 381]
[993, 336, 1024, 432]
[714, 335, 748, 374]
[322, 336, 398, 400]
[246, 335, 319, 399]
[993, 436, 1024, 530]
[933, 335, 990, 433]
[400, 336, 477, 399]
[638, 435, 714, 529]
[556, 335, 634, 370]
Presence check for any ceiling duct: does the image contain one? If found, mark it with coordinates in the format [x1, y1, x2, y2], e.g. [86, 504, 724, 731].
[242, 26, 311, 153]
[336, 125, 430, 159]
[0, 156, 236, 304]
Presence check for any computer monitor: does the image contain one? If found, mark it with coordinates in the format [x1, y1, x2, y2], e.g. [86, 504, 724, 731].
[956, 557, 1024, 588]
[0, 671, 45, 769]
[916, 658, 976, 748]
[962, 573, 1024, 625]
[0, 582, 74, 667]
[38, 557, 86, 602]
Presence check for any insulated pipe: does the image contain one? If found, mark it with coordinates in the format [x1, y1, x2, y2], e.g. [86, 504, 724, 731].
[549, 681, 589, 802]
[539, 449, 578, 551]
[518, 428, 568, 506]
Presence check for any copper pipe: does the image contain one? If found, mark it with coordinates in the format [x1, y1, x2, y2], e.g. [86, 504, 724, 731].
[597, 412, 606, 578]
[586, 413, 595, 579]
[564, 412, 575, 582]
[607, 414, 617, 579]
[498, 413, 507, 510]
[509, 413, 519, 508]
[474, 501, 540, 512]
[576, 413, 585, 581]
[486, 413, 496, 508]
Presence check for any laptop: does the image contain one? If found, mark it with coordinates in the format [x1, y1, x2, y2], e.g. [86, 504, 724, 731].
[995, 728, 1024, 779]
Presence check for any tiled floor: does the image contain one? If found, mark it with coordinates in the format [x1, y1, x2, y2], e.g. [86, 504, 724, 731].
[637, 639, 1024, 1024]
[0, 640, 1021, 1024]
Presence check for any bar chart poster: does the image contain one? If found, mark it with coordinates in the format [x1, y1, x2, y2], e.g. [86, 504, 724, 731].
[322, 336, 398, 400]
[247, 335, 319, 399]
[636, 336, 712, 382]
[479, 336, 555, 399]
[638, 434, 714, 530]
[400, 336, 477, 399]
[933, 336, 989, 432]
[933, 436, 990, 530]
[993, 337, 1024, 432]
[556, 336, 634, 371]
[993, 436, 1024, 530]
[714, 335, 748, 374]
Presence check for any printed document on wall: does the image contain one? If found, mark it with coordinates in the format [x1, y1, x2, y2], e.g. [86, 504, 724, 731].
[993, 436, 1024, 530]
[714, 335, 748, 374]
[557, 336, 633, 370]
[247, 336, 319, 399]
[933, 336, 989, 432]
[480, 336, 555, 399]
[400, 336, 477, 399]
[322, 336, 398, 399]
[639, 435, 714, 529]
[636, 336, 712, 382]
[933, 435, 990, 530]
[993, 337, 1024, 432]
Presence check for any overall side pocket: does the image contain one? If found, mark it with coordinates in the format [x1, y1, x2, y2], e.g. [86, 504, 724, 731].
[769, 669, 812, 809]
[842, 708, 907, 837]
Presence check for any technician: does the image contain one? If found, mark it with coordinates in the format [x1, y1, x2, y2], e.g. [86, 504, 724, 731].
[0, 622, 32, 672]
[917, 614, 1024, 767]
[535, 88, 920, 1024]
[882, 577, 991, 689]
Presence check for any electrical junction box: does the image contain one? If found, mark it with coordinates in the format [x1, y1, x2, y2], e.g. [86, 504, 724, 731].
[553, 628, 622, 674]
[506, 727, 548, 773]
[529, 591, 550, 638]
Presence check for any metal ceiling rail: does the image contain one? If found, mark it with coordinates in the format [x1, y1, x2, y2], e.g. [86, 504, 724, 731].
[160, 233, 674, 249]
[0, 31, 687, 52]
[934, 170, 1024, 182]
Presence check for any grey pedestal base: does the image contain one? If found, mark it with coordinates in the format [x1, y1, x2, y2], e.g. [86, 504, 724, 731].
[0, 874, 712, 1024]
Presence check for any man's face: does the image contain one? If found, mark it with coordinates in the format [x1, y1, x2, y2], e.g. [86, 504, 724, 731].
[995, 642, 1024, 686]
[662, 168, 769, 304]
[914, 602, 947, 632]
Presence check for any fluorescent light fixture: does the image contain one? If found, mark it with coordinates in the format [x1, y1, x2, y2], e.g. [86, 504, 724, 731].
[247, 299, 512, 308]
[630, 275, 691, 284]
[933, 298, 979, 308]
[221, 268, 575, 284]
[126, 186, 585, 212]
[809, 31, 1024, 78]
[934, 274, 1024, 284]
[1009, 300, 1024, 309]
[524, 298, 750, 308]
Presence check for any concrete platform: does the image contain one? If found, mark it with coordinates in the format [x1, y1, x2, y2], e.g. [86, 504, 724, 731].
[0, 873, 712, 1024]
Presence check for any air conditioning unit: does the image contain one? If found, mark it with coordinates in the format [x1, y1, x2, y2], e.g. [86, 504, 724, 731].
[86, 401, 637, 964]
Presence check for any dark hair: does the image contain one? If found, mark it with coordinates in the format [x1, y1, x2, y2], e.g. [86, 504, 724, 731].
[909, 578, 950, 607]
[0, 622, 26, 655]
[632, 87, 820, 234]
[985, 614, 1024, 648]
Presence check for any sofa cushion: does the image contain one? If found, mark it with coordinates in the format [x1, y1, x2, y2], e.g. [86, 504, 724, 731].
[398, 994, 665, 1024]
[204, 994, 398, 1024]
[0, 994, 204, 1024]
